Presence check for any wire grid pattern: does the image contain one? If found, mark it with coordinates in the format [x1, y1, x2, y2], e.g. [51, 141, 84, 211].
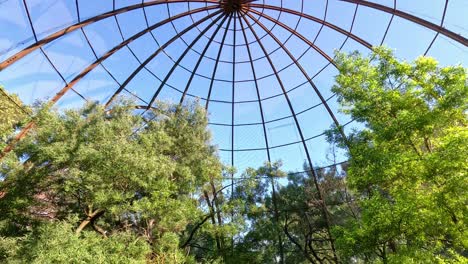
[0, 0, 467, 176]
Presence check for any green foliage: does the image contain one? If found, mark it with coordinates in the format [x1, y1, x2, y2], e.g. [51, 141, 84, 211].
[200, 161, 344, 263]
[12, 220, 150, 264]
[277, 163, 355, 263]
[1, 49, 466, 263]
[0, 86, 30, 149]
[224, 161, 286, 263]
[328, 47, 468, 263]
[0, 99, 222, 263]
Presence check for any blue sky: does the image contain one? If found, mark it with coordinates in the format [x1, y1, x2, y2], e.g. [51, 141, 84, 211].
[0, 0, 467, 178]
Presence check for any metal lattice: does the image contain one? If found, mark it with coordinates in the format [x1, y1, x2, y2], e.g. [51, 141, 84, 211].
[0, 0, 467, 173]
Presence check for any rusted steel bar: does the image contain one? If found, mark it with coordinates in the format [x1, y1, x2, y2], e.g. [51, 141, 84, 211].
[242, 10, 349, 147]
[247, 3, 372, 49]
[340, 0, 467, 46]
[0, 0, 219, 71]
[105, 8, 223, 106]
[239, 12, 339, 263]
[145, 13, 227, 109]
[0, 6, 221, 160]
[180, 14, 233, 104]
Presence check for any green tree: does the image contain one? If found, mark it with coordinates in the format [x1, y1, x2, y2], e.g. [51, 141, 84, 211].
[328, 47, 467, 263]
[0, 86, 30, 149]
[182, 163, 278, 263]
[179, 165, 236, 263]
[16, 220, 151, 264]
[0, 99, 223, 263]
[278, 163, 355, 264]
[229, 161, 286, 263]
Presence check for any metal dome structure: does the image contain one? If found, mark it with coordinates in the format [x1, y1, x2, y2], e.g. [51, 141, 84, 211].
[0, 0, 467, 175]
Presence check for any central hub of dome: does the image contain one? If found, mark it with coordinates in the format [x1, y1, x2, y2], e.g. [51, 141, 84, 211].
[221, 0, 245, 14]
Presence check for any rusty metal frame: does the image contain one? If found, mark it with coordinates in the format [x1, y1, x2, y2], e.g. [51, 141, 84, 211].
[144, 13, 228, 110]
[238, 11, 339, 261]
[340, 0, 467, 46]
[240, 9, 349, 146]
[179, 14, 233, 104]
[2, 0, 466, 178]
[1, 2, 465, 259]
[169, 8, 288, 73]
[0, 0, 219, 71]
[105, 8, 224, 106]
[186, 1, 273, 51]
[0, 6, 221, 158]
[247, 3, 372, 49]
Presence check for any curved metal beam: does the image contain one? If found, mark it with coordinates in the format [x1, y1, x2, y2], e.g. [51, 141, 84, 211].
[239, 12, 339, 262]
[0, 6, 220, 160]
[146, 13, 227, 109]
[245, 8, 335, 67]
[241, 10, 349, 147]
[425, 0, 449, 55]
[237, 12, 285, 262]
[340, 0, 468, 46]
[179, 15, 233, 104]
[205, 14, 233, 110]
[0, 0, 219, 71]
[105, 8, 224, 106]
[237, 13, 271, 162]
[247, 3, 372, 49]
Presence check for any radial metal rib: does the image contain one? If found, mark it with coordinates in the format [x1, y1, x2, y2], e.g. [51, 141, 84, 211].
[247, 3, 372, 49]
[179, 15, 233, 104]
[237, 12, 271, 162]
[205, 14, 234, 110]
[0, 0, 219, 71]
[145, 13, 227, 109]
[241, 10, 349, 146]
[105, 9, 224, 107]
[340, 0, 467, 46]
[239, 11, 339, 262]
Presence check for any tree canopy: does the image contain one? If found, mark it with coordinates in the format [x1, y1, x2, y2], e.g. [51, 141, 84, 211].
[0, 48, 466, 263]
[328, 47, 467, 263]
[0, 86, 30, 149]
[0, 100, 223, 263]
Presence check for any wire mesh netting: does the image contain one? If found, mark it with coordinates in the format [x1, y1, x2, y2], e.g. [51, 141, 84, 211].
[0, 0, 467, 175]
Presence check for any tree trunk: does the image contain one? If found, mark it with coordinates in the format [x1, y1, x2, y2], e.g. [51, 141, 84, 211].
[76, 207, 105, 235]
[270, 175, 285, 264]
[204, 190, 221, 251]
